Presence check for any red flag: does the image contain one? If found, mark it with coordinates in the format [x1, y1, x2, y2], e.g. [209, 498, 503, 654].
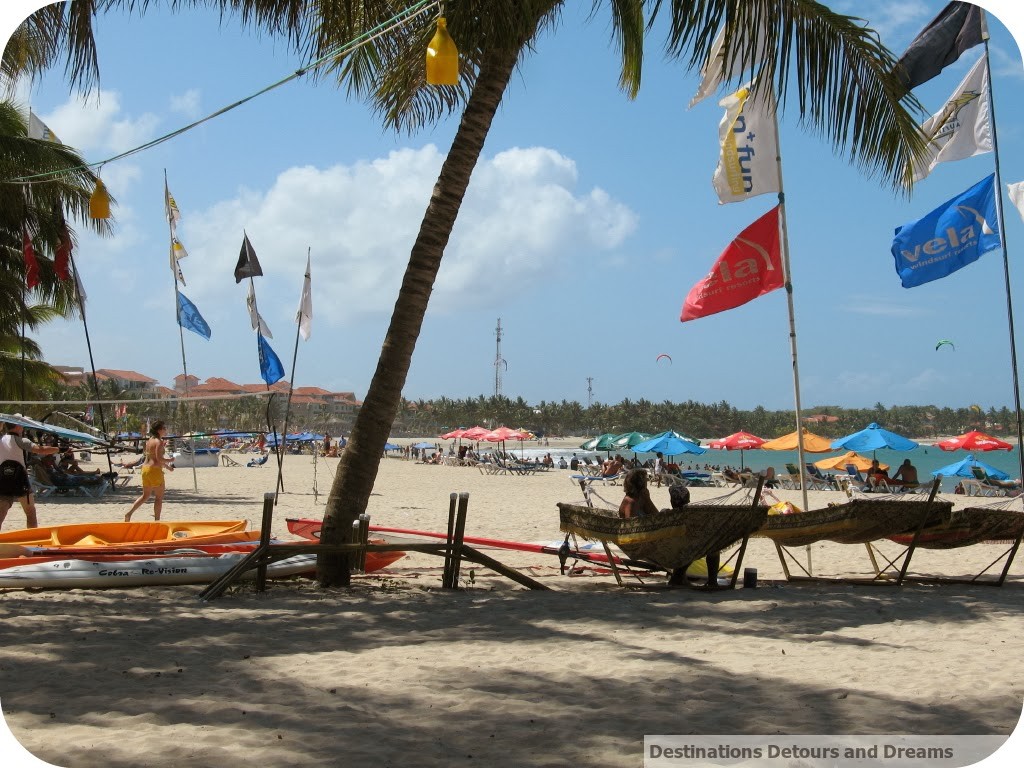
[54, 216, 72, 281]
[680, 206, 783, 322]
[23, 227, 40, 290]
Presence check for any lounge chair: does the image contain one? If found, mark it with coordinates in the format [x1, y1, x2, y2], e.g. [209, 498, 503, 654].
[970, 466, 1020, 496]
[221, 454, 242, 467]
[784, 463, 829, 491]
[247, 454, 270, 468]
[841, 464, 871, 493]
[31, 462, 109, 498]
[806, 464, 837, 489]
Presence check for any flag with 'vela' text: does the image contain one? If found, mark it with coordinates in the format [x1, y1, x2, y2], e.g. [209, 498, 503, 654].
[892, 174, 999, 288]
[895, 2, 985, 94]
[681, 206, 782, 322]
[296, 254, 313, 340]
[713, 82, 780, 204]
[258, 332, 285, 385]
[164, 180, 181, 232]
[912, 54, 991, 183]
[28, 110, 62, 143]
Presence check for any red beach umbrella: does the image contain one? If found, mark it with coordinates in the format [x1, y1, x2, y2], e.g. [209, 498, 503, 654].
[439, 428, 468, 440]
[709, 431, 765, 470]
[935, 431, 1013, 452]
[460, 426, 491, 441]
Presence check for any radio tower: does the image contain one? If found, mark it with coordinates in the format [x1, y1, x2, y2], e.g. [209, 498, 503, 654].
[586, 377, 594, 408]
[494, 318, 507, 398]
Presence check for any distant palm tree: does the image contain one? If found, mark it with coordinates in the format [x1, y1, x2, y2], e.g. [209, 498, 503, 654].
[16, 0, 925, 585]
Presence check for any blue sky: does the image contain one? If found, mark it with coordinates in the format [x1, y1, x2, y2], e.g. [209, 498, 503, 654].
[2, 1, 1024, 412]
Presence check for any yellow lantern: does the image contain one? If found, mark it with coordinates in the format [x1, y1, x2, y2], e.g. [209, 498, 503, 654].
[426, 17, 459, 85]
[89, 177, 111, 219]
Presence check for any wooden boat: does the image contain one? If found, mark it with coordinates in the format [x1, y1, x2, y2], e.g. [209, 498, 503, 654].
[888, 500, 1024, 549]
[0, 520, 252, 553]
[556, 501, 769, 572]
[0, 551, 316, 589]
[277, 518, 407, 572]
[755, 497, 952, 548]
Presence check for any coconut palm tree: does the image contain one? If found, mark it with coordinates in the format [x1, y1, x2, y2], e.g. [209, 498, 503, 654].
[14, 0, 926, 585]
[0, 96, 108, 400]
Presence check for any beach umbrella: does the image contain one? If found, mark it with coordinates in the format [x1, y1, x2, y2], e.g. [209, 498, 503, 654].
[708, 431, 765, 470]
[412, 441, 435, 450]
[931, 454, 1010, 481]
[814, 451, 888, 473]
[760, 428, 834, 453]
[439, 428, 467, 440]
[935, 431, 1013, 452]
[631, 431, 706, 457]
[612, 431, 652, 449]
[460, 426, 491, 441]
[830, 422, 918, 453]
[482, 426, 529, 442]
[383, 442, 401, 452]
[580, 433, 618, 452]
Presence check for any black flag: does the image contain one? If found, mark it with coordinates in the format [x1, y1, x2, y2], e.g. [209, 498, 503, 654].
[895, 2, 984, 94]
[234, 232, 264, 283]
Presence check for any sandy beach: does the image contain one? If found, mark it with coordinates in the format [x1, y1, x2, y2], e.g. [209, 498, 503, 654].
[1, 444, 1023, 767]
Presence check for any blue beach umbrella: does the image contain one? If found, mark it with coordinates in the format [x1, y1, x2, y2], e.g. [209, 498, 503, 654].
[631, 431, 707, 457]
[383, 442, 401, 452]
[412, 441, 435, 450]
[931, 454, 1011, 481]
[830, 422, 918, 453]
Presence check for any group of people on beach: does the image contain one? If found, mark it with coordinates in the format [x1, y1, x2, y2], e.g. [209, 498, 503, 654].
[0, 417, 175, 531]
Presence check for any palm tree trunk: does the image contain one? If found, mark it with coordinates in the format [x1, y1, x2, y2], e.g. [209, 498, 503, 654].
[317, 44, 524, 586]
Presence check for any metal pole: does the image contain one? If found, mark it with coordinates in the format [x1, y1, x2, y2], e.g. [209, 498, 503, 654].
[275, 248, 309, 501]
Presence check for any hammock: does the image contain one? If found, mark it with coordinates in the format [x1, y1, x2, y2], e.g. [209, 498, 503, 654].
[888, 496, 1024, 549]
[556, 496, 768, 572]
[754, 496, 952, 548]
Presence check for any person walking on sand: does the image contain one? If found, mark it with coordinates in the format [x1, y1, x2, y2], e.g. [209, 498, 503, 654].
[0, 417, 59, 530]
[125, 421, 174, 522]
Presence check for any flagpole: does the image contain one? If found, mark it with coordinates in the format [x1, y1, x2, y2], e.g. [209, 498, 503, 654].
[165, 170, 198, 492]
[250, 275, 285, 490]
[981, 29, 1024, 583]
[67, 252, 115, 476]
[275, 248, 310, 501]
[766, 97, 810, 518]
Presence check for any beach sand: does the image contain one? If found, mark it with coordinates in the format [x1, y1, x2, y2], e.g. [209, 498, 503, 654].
[1, 445, 1023, 767]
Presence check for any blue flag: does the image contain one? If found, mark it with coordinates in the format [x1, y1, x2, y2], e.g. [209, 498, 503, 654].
[176, 291, 211, 339]
[257, 332, 284, 385]
[892, 174, 1000, 288]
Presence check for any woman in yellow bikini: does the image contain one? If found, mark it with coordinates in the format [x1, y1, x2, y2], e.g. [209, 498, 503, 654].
[125, 421, 174, 522]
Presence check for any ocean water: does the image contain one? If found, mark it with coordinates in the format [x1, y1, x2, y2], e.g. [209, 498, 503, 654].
[516, 444, 1023, 493]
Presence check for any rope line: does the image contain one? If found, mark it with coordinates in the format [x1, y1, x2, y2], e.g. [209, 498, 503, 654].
[5, 0, 439, 185]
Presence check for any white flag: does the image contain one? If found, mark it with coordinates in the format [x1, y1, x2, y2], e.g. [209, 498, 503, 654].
[247, 281, 273, 338]
[912, 54, 991, 183]
[1008, 181, 1024, 224]
[689, 24, 767, 108]
[164, 181, 181, 229]
[73, 268, 87, 306]
[712, 82, 780, 204]
[169, 238, 188, 285]
[296, 254, 313, 341]
[28, 110, 62, 143]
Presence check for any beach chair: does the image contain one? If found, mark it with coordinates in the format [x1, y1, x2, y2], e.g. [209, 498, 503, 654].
[31, 462, 109, 498]
[842, 464, 871, 493]
[805, 463, 836, 490]
[220, 454, 242, 467]
[784, 463, 827, 491]
[247, 454, 270, 468]
[970, 466, 1019, 496]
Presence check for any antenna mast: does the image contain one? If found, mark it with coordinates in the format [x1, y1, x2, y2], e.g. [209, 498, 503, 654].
[494, 318, 506, 398]
[586, 377, 594, 408]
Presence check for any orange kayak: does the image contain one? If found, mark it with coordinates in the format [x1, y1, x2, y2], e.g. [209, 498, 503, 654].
[0, 521, 253, 554]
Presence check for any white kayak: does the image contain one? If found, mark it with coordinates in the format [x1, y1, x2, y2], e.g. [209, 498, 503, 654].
[0, 551, 315, 589]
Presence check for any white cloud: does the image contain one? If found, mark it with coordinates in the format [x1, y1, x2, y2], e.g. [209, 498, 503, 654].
[43, 90, 160, 155]
[177, 145, 638, 326]
[169, 89, 202, 117]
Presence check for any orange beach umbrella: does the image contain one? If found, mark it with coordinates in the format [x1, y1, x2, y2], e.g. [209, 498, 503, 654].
[760, 428, 834, 453]
[814, 451, 888, 473]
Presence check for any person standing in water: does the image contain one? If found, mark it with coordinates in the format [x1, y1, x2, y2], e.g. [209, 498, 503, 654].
[125, 421, 174, 522]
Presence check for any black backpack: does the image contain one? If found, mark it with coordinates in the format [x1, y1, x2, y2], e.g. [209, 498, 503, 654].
[0, 459, 30, 497]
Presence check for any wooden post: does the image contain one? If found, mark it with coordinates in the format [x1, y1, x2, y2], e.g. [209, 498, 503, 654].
[449, 492, 469, 587]
[357, 514, 370, 572]
[255, 492, 274, 592]
[442, 492, 457, 588]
